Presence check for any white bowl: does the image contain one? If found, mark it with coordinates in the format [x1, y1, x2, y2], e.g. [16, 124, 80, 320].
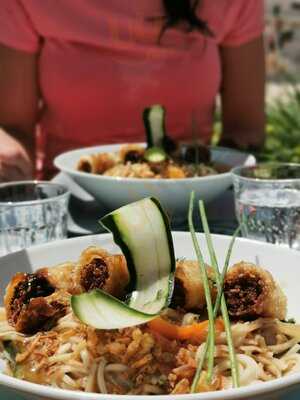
[54, 144, 255, 218]
[0, 233, 300, 400]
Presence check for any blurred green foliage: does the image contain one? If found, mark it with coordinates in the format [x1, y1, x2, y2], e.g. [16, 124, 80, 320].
[261, 83, 300, 163]
[213, 81, 300, 163]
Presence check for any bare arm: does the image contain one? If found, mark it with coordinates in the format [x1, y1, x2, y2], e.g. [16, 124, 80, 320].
[219, 36, 265, 150]
[0, 44, 39, 181]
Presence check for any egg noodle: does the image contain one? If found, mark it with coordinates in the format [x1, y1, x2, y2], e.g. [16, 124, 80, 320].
[1, 304, 300, 394]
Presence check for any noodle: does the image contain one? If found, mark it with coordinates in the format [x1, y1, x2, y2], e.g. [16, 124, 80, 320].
[0, 311, 296, 394]
[105, 364, 128, 373]
[97, 358, 108, 394]
[236, 354, 259, 385]
[85, 362, 97, 392]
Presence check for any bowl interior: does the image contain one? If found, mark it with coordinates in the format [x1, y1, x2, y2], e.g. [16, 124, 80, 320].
[0, 233, 300, 400]
[54, 144, 256, 179]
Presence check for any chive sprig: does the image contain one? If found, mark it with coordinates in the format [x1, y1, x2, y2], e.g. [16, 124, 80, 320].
[188, 192, 215, 385]
[189, 192, 240, 392]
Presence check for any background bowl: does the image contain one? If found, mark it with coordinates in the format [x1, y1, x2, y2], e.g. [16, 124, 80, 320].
[54, 144, 255, 218]
[0, 233, 300, 400]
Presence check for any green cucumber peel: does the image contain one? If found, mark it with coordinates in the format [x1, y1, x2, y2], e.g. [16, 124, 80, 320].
[100, 197, 175, 315]
[71, 289, 158, 329]
[143, 105, 166, 149]
[71, 197, 176, 330]
[144, 147, 167, 163]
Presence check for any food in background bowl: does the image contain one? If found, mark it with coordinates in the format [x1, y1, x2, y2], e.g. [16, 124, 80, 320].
[77, 143, 221, 179]
[55, 104, 255, 215]
[76, 105, 226, 179]
[1, 197, 300, 397]
[54, 143, 255, 215]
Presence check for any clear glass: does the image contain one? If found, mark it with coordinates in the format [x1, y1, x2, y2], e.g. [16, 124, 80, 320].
[0, 181, 70, 255]
[232, 163, 300, 250]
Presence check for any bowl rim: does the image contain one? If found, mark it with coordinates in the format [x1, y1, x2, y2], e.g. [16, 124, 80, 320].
[1, 370, 300, 400]
[54, 144, 255, 184]
[0, 180, 70, 207]
[0, 232, 300, 399]
[231, 162, 300, 184]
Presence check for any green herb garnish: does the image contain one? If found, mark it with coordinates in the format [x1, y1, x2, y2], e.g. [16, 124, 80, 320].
[199, 200, 240, 389]
[188, 192, 215, 385]
[189, 193, 240, 392]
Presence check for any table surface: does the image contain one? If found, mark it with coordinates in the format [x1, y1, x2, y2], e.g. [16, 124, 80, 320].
[0, 187, 299, 399]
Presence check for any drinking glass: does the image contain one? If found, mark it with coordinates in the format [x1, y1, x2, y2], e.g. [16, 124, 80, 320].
[232, 163, 300, 250]
[0, 181, 70, 255]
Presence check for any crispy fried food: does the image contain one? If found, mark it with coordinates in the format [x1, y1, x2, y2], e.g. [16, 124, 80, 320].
[4, 246, 130, 334]
[36, 247, 129, 298]
[224, 262, 287, 320]
[171, 260, 216, 311]
[5, 250, 287, 336]
[4, 272, 68, 334]
[75, 246, 130, 297]
[77, 153, 117, 174]
[37, 262, 77, 294]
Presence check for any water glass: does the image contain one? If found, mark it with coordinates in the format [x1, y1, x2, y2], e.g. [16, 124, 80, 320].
[232, 163, 300, 250]
[0, 181, 70, 255]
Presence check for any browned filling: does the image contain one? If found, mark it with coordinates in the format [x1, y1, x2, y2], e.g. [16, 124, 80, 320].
[79, 161, 92, 173]
[171, 278, 186, 309]
[10, 274, 55, 325]
[124, 150, 144, 164]
[16, 298, 67, 334]
[7, 273, 67, 334]
[224, 274, 263, 318]
[80, 258, 109, 292]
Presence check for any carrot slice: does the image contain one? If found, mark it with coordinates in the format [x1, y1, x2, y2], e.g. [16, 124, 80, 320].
[148, 317, 224, 343]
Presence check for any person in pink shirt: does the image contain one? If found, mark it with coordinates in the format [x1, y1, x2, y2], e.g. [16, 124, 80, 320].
[0, 0, 265, 180]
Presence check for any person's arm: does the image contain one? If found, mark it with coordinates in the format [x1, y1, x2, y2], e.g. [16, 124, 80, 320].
[219, 36, 265, 151]
[0, 44, 39, 181]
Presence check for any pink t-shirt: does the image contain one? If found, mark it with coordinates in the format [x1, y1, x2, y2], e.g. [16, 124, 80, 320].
[0, 0, 264, 177]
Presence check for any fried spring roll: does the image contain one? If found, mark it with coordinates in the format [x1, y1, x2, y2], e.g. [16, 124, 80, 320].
[171, 260, 216, 311]
[77, 153, 116, 174]
[224, 262, 287, 320]
[4, 272, 68, 334]
[37, 262, 77, 293]
[74, 246, 130, 297]
[38, 247, 129, 297]
[4, 246, 129, 333]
